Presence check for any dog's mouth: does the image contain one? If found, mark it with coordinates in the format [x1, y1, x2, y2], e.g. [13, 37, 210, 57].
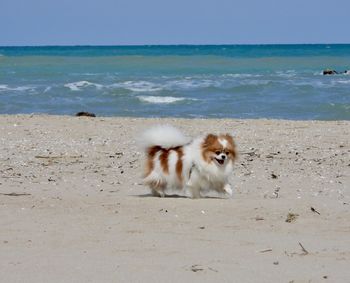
[215, 158, 225, 165]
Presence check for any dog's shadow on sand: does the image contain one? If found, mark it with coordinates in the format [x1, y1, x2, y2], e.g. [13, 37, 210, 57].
[134, 193, 224, 199]
[135, 193, 188, 199]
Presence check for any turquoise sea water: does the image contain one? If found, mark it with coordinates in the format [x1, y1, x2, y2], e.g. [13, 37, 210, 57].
[0, 45, 349, 120]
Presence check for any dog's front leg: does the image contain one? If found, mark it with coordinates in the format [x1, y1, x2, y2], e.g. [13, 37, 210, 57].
[188, 185, 202, 199]
[223, 183, 233, 198]
[186, 173, 202, 199]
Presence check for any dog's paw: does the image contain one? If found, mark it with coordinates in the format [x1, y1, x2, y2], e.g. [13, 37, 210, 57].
[223, 184, 233, 197]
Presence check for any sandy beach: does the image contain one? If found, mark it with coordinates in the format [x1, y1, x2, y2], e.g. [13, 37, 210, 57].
[0, 115, 349, 282]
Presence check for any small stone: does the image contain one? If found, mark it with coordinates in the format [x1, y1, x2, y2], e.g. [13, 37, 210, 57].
[271, 173, 278, 179]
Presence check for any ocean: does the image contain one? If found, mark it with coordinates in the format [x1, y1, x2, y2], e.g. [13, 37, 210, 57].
[0, 45, 349, 120]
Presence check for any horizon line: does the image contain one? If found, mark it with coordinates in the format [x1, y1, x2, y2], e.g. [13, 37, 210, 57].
[1, 43, 350, 48]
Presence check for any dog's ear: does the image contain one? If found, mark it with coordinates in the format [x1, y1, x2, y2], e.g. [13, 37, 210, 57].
[203, 134, 217, 147]
[224, 133, 234, 143]
[224, 134, 237, 160]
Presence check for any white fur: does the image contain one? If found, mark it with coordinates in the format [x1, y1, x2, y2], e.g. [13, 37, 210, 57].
[183, 137, 234, 198]
[138, 125, 190, 149]
[219, 138, 228, 148]
[142, 126, 234, 199]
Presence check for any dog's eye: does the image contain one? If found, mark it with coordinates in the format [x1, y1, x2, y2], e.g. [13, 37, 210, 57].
[215, 151, 221, 155]
[225, 151, 230, 155]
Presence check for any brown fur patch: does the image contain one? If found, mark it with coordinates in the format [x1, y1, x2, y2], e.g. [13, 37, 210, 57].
[159, 150, 169, 174]
[174, 147, 184, 183]
[144, 146, 161, 177]
[202, 134, 220, 163]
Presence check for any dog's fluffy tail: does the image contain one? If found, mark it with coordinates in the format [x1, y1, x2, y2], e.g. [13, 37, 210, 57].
[138, 125, 190, 150]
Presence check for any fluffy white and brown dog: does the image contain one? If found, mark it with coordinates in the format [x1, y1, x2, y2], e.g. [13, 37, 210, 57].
[140, 125, 237, 198]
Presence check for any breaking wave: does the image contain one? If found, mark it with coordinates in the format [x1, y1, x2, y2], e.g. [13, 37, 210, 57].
[111, 81, 162, 92]
[64, 81, 103, 91]
[0, 84, 35, 92]
[137, 95, 194, 104]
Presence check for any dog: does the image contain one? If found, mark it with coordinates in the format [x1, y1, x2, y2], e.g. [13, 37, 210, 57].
[140, 125, 237, 198]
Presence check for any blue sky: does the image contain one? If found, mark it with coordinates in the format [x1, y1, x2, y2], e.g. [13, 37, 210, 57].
[1, 0, 350, 45]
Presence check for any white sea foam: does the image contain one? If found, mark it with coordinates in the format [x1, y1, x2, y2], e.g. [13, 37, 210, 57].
[111, 81, 162, 92]
[137, 96, 190, 104]
[293, 80, 327, 88]
[0, 84, 9, 90]
[43, 86, 52, 93]
[222, 73, 262, 78]
[15, 86, 34, 91]
[165, 79, 216, 90]
[71, 72, 99, 76]
[275, 70, 297, 78]
[241, 79, 271, 86]
[64, 81, 103, 91]
[110, 77, 223, 93]
[335, 80, 350, 85]
[0, 84, 34, 91]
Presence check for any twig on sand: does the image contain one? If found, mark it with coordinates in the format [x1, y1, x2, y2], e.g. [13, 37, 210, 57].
[190, 265, 218, 273]
[241, 151, 258, 156]
[298, 242, 309, 255]
[35, 155, 82, 159]
[191, 265, 204, 272]
[310, 207, 321, 215]
[259, 249, 273, 253]
[0, 192, 31, 196]
[35, 155, 61, 159]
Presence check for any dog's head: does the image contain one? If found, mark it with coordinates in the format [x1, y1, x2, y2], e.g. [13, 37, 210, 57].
[201, 133, 237, 167]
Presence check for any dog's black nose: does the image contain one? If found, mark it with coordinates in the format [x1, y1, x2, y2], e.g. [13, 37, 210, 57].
[222, 155, 226, 160]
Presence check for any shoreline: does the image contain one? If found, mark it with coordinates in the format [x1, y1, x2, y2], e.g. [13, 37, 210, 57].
[1, 115, 349, 282]
[1, 113, 350, 122]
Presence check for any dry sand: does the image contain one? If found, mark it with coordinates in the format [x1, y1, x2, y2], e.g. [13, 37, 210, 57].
[0, 115, 349, 283]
